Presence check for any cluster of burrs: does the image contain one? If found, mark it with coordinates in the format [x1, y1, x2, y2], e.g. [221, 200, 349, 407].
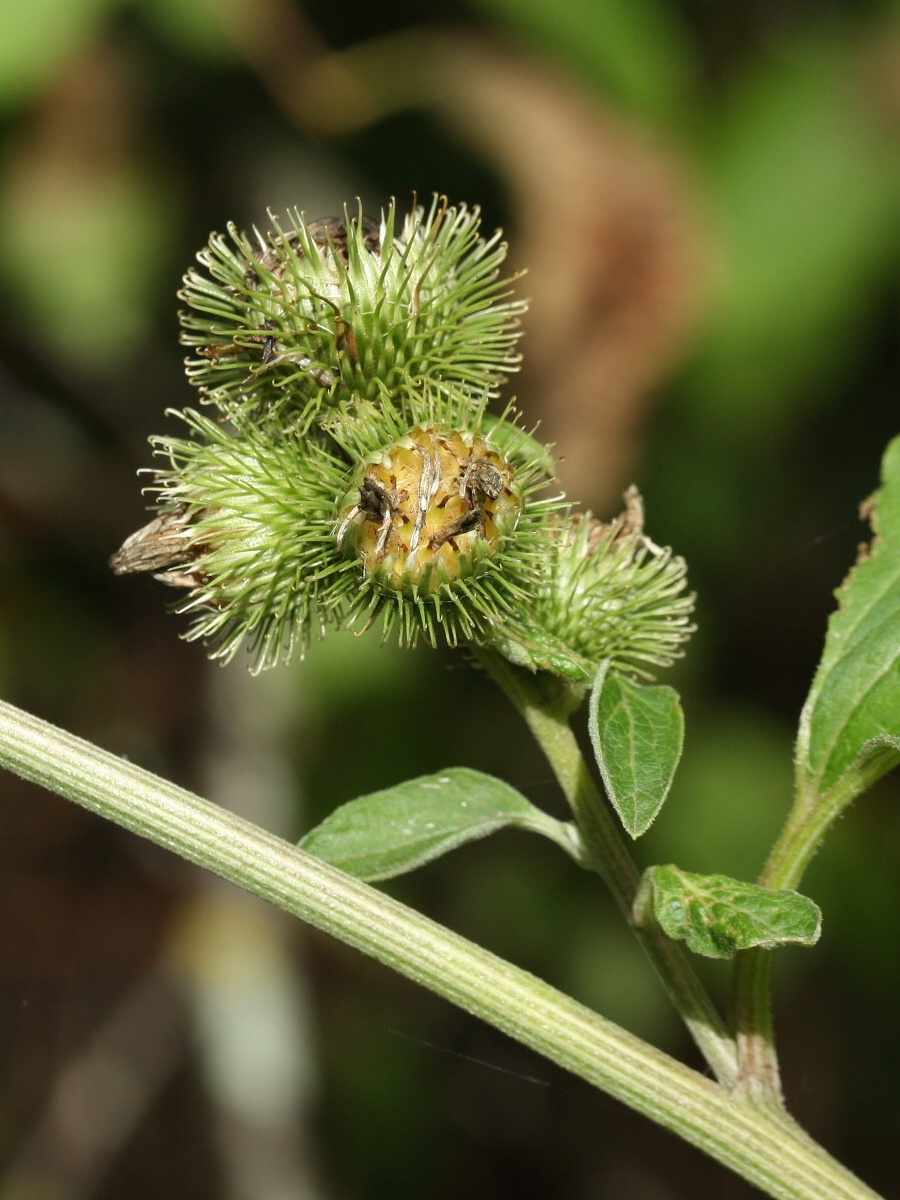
[112, 197, 694, 679]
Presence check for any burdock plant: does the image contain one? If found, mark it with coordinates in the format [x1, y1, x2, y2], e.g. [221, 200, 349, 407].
[3, 196, 898, 1200]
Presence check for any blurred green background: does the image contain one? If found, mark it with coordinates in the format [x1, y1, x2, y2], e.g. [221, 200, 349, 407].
[2, 1, 900, 1197]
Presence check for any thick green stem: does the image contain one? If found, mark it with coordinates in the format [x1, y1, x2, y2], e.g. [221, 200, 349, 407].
[473, 650, 740, 1089]
[0, 697, 883, 1200]
[731, 769, 863, 1097]
[762, 774, 861, 894]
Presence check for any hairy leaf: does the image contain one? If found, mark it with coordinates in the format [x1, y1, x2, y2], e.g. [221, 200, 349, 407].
[300, 768, 577, 881]
[636, 866, 821, 960]
[797, 435, 900, 801]
[589, 662, 684, 837]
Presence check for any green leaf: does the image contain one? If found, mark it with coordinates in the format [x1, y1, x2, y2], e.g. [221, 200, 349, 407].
[635, 866, 821, 960]
[488, 622, 595, 684]
[299, 767, 578, 881]
[588, 662, 684, 837]
[797, 435, 900, 802]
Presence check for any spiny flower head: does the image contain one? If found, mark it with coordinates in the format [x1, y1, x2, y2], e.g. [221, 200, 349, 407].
[490, 488, 696, 684]
[111, 398, 562, 671]
[179, 196, 526, 432]
[111, 408, 343, 669]
[326, 398, 563, 650]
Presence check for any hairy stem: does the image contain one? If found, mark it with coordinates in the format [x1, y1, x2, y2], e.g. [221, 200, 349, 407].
[732, 948, 781, 1101]
[474, 650, 740, 1088]
[731, 767, 861, 1097]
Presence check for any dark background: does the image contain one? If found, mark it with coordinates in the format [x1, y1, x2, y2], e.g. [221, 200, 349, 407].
[1, 1, 899, 1197]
